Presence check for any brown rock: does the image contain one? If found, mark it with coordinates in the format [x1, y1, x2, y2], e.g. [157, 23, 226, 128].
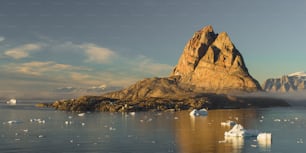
[104, 76, 192, 101]
[171, 25, 261, 92]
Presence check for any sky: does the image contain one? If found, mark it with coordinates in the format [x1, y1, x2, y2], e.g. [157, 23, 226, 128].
[0, 0, 306, 99]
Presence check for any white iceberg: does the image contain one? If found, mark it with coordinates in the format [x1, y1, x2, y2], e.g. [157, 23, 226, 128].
[257, 133, 272, 144]
[78, 113, 85, 117]
[221, 120, 236, 126]
[6, 99, 16, 105]
[189, 108, 208, 117]
[224, 124, 259, 137]
[257, 133, 272, 151]
[7, 120, 20, 124]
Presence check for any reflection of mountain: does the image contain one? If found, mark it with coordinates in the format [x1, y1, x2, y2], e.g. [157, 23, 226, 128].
[174, 109, 258, 153]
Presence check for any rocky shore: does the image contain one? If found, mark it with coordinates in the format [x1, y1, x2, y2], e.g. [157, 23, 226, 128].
[38, 94, 289, 112]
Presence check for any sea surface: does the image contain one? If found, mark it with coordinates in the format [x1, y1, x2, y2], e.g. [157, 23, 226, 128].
[1, 101, 306, 153]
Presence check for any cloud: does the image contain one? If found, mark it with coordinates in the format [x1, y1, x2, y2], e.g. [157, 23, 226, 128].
[86, 84, 107, 92]
[0, 39, 174, 99]
[6, 61, 90, 76]
[55, 86, 78, 93]
[54, 84, 121, 94]
[4, 43, 42, 59]
[80, 43, 116, 63]
[0, 36, 5, 42]
[132, 55, 173, 76]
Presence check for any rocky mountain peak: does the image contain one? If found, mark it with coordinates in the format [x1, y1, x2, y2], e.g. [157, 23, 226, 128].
[171, 25, 261, 92]
[104, 25, 261, 101]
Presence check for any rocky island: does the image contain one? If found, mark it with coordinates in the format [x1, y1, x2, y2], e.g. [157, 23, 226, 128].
[40, 25, 289, 112]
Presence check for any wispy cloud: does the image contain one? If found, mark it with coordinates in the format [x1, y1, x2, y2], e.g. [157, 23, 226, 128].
[80, 43, 117, 63]
[0, 39, 174, 99]
[131, 55, 173, 76]
[4, 43, 42, 59]
[6, 61, 90, 76]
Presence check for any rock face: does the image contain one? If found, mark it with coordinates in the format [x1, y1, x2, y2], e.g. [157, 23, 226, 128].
[263, 72, 306, 92]
[104, 76, 192, 101]
[106, 25, 261, 101]
[171, 25, 261, 92]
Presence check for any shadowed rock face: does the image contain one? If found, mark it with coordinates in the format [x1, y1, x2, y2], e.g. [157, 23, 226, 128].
[171, 25, 261, 92]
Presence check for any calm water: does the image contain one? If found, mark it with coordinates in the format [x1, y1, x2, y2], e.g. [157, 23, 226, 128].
[1, 101, 306, 153]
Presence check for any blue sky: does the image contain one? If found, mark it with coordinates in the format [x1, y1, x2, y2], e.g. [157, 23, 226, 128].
[0, 0, 306, 99]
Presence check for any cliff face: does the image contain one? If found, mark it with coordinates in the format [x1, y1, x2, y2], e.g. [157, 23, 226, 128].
[263, 72, 306, 92]
[171, 25, 261, 92]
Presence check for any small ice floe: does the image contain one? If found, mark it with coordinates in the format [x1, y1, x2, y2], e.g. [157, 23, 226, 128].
[273, 119, 281, 122]
[257, 133, 272, 151]
[30, 118, 45, 124]
[250, 144, 257, 148]
[68, 116, 73, 119]
[257, 133, 272, 143]
[81, 122, 85, 126]
[38, 135, 45, 138]
[189, 108, 208, 117]
[6, 99, 16, 105]
[297, 138, 304, 144]
[174, 117, 179, 120]
[65, 121, 72, 125]
[224, 124, 259, 137]
[109, 127, 116, 131]
[78, 113, 85, 117]
[23, 129, 29, 133]
[129, 112, 136, 116]
[7, 120, 21, 124]
[221, 120, 236, 127]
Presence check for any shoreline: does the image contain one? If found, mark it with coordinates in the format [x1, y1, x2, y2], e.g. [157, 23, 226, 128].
[37, 94, 290, 112]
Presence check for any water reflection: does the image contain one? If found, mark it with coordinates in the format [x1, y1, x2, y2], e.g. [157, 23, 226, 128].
[174, 109, 260, 153]
[224, 136, 244, 153]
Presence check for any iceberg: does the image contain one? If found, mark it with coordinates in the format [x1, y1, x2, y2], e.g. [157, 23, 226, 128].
[6, 99, 16, 105]
[189, 108, 208, 117]
[224, 124, 259, 137]
[78, 113, 85, 117]
[257, 133, 272, 151]
[221, 120, 236, 126]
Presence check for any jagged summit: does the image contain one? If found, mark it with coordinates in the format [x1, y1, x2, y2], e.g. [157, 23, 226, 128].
[171, 25, 261, 92]
[104, 25, 261, 101]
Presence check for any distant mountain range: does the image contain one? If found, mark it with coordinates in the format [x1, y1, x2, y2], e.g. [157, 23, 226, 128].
[263, 72, 306, 92]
